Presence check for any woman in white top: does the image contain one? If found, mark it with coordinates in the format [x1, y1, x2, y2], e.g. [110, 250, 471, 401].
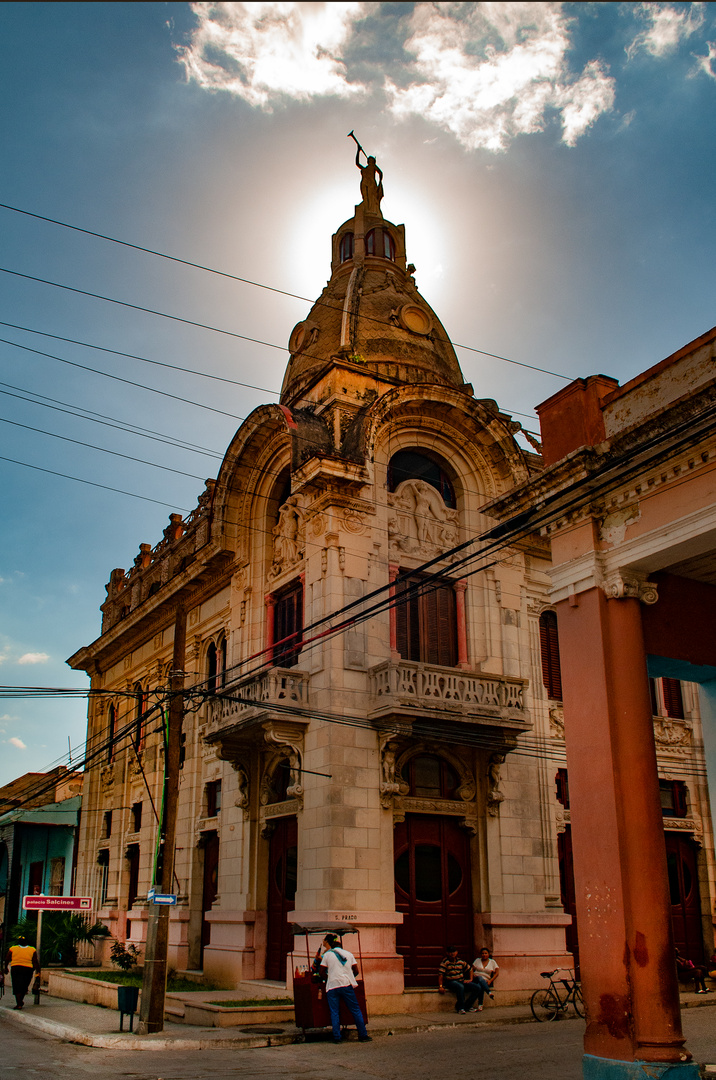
[468, 948, 499, 1011]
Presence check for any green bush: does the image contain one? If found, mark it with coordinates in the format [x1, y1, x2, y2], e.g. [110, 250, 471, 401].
[9, 914, 108, 965]
[110, 940, 142, 972]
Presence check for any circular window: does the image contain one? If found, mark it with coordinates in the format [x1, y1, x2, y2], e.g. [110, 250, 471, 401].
[399, 304, 432, 336]
[289, 323, 307, 354]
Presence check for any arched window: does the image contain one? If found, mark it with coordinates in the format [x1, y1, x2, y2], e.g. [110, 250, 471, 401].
[339, 232, 354, 262]
[539, 611, 562, 701]
[106, 704, 116, 764]
[402, 754, 458, 799]
[133, 683, 145, 751]
[388, 449, 456, 508]
[207, 642, 218, 694]
[366, 227, 396, 260]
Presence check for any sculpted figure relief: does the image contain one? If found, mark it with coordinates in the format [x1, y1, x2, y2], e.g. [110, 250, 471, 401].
[388, 479, 459, 556]
[269, 495, 304, 580]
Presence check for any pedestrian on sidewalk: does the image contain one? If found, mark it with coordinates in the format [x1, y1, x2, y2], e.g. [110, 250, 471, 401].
[4, 933, 41, 1010]
[318, 933, 372, 1044]
[438, 945, 479, 1013]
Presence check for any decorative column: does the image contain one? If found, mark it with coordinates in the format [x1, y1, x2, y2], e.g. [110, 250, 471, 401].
[555, 575, 696, 1079]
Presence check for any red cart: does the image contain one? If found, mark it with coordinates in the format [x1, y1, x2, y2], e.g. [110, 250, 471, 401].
[291, 922, 368, 1037]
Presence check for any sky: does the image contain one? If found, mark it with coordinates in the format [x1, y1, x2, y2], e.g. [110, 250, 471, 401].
[0, 1, 715, 787]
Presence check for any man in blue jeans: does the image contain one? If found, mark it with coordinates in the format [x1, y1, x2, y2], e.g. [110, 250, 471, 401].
[438, 945, 479, 1013]
[319, 933, 372, 1044]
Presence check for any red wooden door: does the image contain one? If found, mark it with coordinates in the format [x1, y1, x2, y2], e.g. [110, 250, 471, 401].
[201, 831, 219, 967]
[558, 827, 579, 974]
[394, 815, 473, 986]
[665, 833, 703, 962]
[266, 816, 297, 981]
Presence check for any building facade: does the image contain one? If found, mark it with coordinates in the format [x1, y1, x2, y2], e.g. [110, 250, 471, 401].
[68, 170, 714, 1010]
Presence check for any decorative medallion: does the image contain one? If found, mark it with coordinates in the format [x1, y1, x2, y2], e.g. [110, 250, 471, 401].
[399, 304, 433, 336]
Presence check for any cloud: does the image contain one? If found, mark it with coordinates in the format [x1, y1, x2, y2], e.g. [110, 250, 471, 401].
[385, 3, 615, 151]
[9, 737, 26, 750]
[626, 2, 705, 59]
[17, 652, 50, 665]
[178, 1, 367, 106]
[693, 40, 716, 79]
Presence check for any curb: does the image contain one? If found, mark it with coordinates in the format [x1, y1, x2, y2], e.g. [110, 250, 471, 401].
[2, 996, 713, 1052]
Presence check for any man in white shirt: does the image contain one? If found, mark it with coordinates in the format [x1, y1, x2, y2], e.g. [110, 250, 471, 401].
[319, 933, 371, 1043]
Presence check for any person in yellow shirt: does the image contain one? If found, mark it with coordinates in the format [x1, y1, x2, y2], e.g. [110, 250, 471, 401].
[4, 933, 41, 1009]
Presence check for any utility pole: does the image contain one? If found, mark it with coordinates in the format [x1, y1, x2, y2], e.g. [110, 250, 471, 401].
[138, 606, 186, 1035]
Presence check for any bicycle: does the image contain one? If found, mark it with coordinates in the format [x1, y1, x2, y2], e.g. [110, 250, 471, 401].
[530, 969, 585, 1021]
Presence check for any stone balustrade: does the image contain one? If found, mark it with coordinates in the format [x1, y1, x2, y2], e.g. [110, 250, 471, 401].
[368, 660, 528, 725]
[208, 667, 309, 727]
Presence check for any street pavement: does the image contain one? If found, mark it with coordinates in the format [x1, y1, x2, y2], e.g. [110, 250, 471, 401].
[0, 999, 714, 1080]
[0, 990, 714, 1079]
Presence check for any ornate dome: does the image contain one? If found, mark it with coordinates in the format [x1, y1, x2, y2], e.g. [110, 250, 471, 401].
[280, 159, 467, 405]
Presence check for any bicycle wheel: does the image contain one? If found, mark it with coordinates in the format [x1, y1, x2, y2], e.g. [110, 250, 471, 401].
[572, 984, 585, 1018]
[531, 988, 562, 1021]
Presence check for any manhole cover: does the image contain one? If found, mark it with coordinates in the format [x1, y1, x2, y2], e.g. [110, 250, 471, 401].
[239, 1026, 287, 1035]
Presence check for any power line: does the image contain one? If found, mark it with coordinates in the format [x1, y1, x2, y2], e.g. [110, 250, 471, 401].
[0, 379, 223, 459]
[0, 453, 194, 511]
[0, 201, 570, 383]
[0, 415, 208, 481]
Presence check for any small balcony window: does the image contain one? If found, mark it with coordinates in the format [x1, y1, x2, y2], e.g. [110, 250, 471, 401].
[206, 780, 222, 818]
[339, 232, 354, 262]
[660, 780, 688, 818]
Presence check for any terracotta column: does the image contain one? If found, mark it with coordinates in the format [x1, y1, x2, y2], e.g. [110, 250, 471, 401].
[265, 593, 275, 660]
[389, 563, 399, 659]
[555, 585, 694, 1077]
[454, 580, 470, 668]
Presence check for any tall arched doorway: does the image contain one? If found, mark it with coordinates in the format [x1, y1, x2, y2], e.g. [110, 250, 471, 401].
[665, 833, 704, 962]
[200, 831, 219, 969]
[266, 816, 297, 981]
[394, 814, 473, 986]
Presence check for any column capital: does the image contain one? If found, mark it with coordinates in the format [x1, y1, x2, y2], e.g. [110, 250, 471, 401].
[550, 552, 658, 606]
[602, 570, 658, 606]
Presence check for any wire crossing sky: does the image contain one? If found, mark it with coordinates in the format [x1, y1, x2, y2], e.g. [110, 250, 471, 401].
[0, 1, 715, 785]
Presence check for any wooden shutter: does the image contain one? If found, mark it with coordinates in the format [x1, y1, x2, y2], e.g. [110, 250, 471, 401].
[422, 580, 457, 666]
[273, 582, 303, 667]
[396, 574, 421, 662]
[661, 678, 684, 719]
[539, 611, 563, 701]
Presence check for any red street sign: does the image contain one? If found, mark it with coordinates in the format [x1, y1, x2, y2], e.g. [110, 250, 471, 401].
[23, 895, 93, 911]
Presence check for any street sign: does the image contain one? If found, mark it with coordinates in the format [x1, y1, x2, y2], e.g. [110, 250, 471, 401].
[150, 893, 177, 906]
[23, 895, 93, 911]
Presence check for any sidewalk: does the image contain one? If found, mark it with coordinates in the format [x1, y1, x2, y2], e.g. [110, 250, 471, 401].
[1, 990, 714, 1052]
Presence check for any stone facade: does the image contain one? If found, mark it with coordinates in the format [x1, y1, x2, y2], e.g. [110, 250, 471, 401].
[67, 171, 714, 1009]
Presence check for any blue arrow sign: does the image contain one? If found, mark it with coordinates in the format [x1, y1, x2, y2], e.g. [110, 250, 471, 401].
[151, 893, 177, 906]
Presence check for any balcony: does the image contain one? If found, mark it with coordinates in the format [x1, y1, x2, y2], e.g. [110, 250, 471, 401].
[368, 660, 529, 731]
[208, 668, 309, 727]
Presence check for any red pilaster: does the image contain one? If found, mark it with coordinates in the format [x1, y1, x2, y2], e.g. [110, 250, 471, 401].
[556, 587, 687, 1064]
[454, 580, 469, 668]
[389, 563, 399, 659]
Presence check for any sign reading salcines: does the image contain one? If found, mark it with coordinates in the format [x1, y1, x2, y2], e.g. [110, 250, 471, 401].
[23, 895, 93, 911]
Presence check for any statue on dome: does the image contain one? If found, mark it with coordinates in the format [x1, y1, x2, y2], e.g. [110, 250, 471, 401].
[349, 130, 383, 215]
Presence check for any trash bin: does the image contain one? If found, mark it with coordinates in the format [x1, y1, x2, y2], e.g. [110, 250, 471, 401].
[117, 985, 140, 1032]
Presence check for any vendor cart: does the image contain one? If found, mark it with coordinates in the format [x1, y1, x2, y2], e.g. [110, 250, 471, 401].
[291, 922, 368, 1037]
